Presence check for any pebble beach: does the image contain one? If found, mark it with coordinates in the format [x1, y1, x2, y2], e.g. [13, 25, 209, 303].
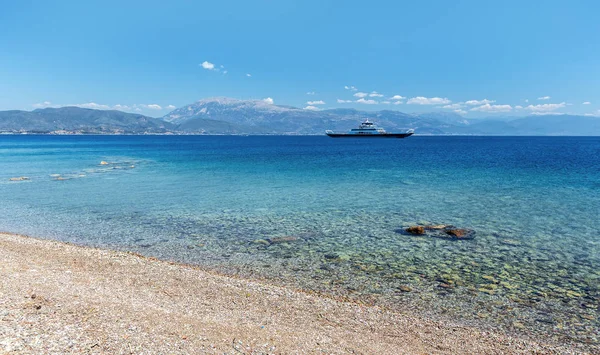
[0, 232, 589, 354]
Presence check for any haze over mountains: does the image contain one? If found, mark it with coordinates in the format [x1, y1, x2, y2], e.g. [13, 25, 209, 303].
[0, 107, 173, 134]
[1, 97, 599, 135]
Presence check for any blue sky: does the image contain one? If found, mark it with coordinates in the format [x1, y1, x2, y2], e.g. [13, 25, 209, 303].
[1, 0, 599, 118]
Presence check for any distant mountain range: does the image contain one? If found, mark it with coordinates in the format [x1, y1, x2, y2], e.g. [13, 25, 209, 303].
[1, 98, 599, 135]
[0, 107, 173, 134]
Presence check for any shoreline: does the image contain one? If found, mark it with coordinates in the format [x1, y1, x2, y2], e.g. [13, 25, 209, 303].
[0, 232, 587, 354]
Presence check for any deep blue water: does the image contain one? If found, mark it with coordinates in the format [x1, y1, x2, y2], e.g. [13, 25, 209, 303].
[1, 135, 599, 345]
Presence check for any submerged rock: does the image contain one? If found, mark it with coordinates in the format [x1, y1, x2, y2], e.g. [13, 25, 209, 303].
[482, 275, 499, 284]
[500, 239, 521, 246]
[478, 288, 495, 295]
[405, 226, 425, 235]
[324, 253, 339, 260]
[400, 224, 475, 240]
[426, 227, 476, 240]
[252, 236, 299, 246]
[398, 285, 412, 292]
[424, 224, 450, 230]
[566, 290, 584, 298]
[267, 236, 298, 244]
[444, 229, 474, 239]
[338, 254, 351, 261]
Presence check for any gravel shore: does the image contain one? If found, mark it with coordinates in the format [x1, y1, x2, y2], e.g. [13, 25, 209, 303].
[0, 233, 584, 354]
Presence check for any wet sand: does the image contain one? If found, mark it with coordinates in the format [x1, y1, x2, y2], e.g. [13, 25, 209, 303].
[0, 232, 583, 354]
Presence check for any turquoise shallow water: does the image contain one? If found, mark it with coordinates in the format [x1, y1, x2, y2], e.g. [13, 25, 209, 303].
[1, 135, 599, 347]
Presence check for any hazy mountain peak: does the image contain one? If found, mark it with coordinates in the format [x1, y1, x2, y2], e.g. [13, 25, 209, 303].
[195, 97, 246, 105]
[164, 97, 298, 124]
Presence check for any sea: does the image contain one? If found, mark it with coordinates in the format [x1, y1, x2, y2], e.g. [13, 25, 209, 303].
[1, 135, 599, 347]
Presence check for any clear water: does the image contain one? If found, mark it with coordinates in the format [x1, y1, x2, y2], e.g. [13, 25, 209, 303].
[1, 135, 599, 347]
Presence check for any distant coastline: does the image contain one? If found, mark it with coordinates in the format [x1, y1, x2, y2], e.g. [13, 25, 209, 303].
[2, 98, 600, 136]
[2, 131, 599, 137]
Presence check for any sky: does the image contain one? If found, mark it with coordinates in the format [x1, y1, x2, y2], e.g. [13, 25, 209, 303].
[1, 0, 599, 118]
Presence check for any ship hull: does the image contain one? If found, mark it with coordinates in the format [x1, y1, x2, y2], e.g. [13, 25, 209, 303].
[326, 132, 414, 138]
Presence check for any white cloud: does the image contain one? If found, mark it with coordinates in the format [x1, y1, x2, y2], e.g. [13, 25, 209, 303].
[524, 102, 566, 112]
[246, 73, 251, 77]
[538, 96, 551, 100]
[583, 101, 591, 105]
[407, 96, 451, 105]
[306, 91, 316, 95]
[201, 61, 216, 70]
[393, 101, 403, 105]
[454, 109, 467, 115]
[200, 60, 226, 73]
[530, 112, 565, 116]
[344, 85, 358, 91]
[32, 101, 54, 108]
[44, 102, 171, 111]
[470, 103, 512, 113]
[465, 99, 495, 106]
[303, 105, 320, 111]
[337, 99, 353, 103]
[381, 101, 391, 104]
[262, 97, 274, 105]
[525, 99, 529, 103]
[442, 103, 464, 109]
[369, 91, 384, 97]
[74, 102, 111, 110]
[356, 98, 378, 105]
[112, 104, 131, 111]
[390, 95, 405, 100]
[353, 92, 368, 98]
[307, 100, 325, 105]
[515, 105, 523, 109]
